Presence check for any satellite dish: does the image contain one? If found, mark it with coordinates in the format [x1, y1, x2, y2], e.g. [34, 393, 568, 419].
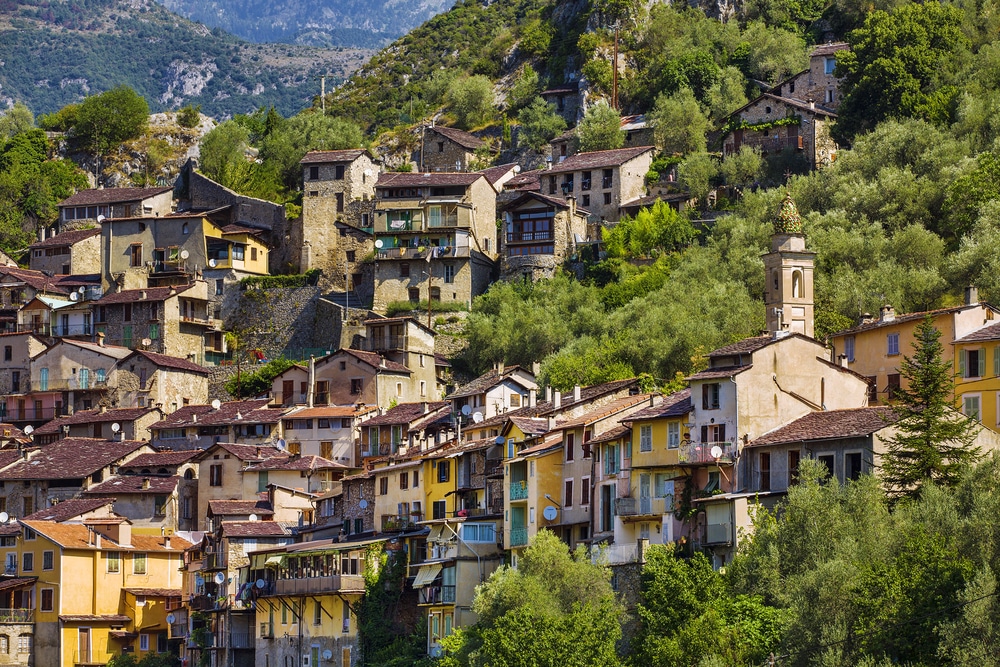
[323, 649, 333, 661]
[472, 411, 484, 424]
[180, 250, 190, 260]
[141, 338, 152, 347]
[211, 399, 221, 410]
[255, 579, 266, 589]
[543, 506, 558, 521]
[208, 259, 217, 268]
[214, 572, 225, 584]
[195, 575, 204, 587]
[166, 613, 176, 624]
[111, 423, 121, 433]
[78, 286, 86, 294]
[23, 425, 33, 436]
[97, 215, 106, 223]
[710, 445, 723, 459]
[276, 439, 287, 451]
[359, 499, 368, 509]
[249, 513, 258, 522]
[69, 292, 79, 302]
[495, 435, 505, 445]
[461, 405, 471, 416]
[0, 512, 9, 524]
[374, 239, 384, 249]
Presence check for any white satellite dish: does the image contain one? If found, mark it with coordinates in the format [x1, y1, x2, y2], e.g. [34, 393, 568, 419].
[359, 499, 368, 509]
[255, 579, 266, 589]
[249, 513, 258, 522]
[97, 215, 106, 223]
[180, 250, 190, 260]
[211, 399, 222, 410]
[23, 425, 33, 436]
[461, 405, 471, 416]
[276, 439, 287, 451]
[472, 411, 484, 424]
[166, 613, 176, 624]
[111, 423, 121, 433]
[322, 649, 333, 661]
[69, 292, 79, 302]
[78, 286, 86, 294]
[374, 239, 384, 249]
[141, 338, 152, 347]
[710, 445, 723, 459]
[214, 572, 225, 584]
[543, 506, 558, 521]
[208, 259, 217, 268]
[0, 512, 9, 524]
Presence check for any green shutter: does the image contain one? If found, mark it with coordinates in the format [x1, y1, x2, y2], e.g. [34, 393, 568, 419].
[959, 349, 967, 377]
[995, 346, 1000, 377]
[980, 348, 987, 378]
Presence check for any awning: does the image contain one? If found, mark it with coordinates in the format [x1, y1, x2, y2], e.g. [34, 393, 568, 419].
[412, 564, 442, 588]
[264, 555, 285, 567]
[427, 525, 445, 543]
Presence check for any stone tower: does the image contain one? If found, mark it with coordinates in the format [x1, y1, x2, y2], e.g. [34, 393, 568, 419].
[763, 193, 816, 337]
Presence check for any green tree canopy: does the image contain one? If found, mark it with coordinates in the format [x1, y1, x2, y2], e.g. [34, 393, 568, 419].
[603, 200, 698, 259]
[576, 102, 624, 152]
[649, 87, 710, 155]
[446, 75, 496, 130]
[517, 97, 566, 151]
[73, 85, 150, 155]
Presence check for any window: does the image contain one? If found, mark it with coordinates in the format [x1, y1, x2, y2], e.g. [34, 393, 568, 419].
[309, 166, 319, 180]
[408, 287, 420, 302]
[350, 378, 363, 395]
[232, 244, 245, 261]
[400, 472, 408, 490]
[702, 383, 721, 409]
[335, 165, 345, 180]
[400, 263, 410, 277]
[462, 523, 496, 542]
[963, 394, 981, 422]
[413, 470, 419, 487]
[21, 553, 31, 572]
[960, 348, 986, 378]
[844, 335, 855, 362]
[846, 452, 863, 481]
[2, 347, 9, 362]
[565, 432, 575, 461]
[379, 477, 389, 495]
[887, 373, 901, 400]
[43, 551, 52, 570]
[817, 454, 835, 481]
[133, 553, 147, 575]
[437, 461, 450, 483]
[887, 332, 900, 356]
[251, 247, 258, 261]
[668, 423, 680, 448]
[336, 193, 344, 213]
[581, 477, 590, 505]
[130, 243, 143, 267]
[867, 376, 878, 404]
[16, 635, 30, 654]
[209, 464, 223, 486]
[788, 450, 800, 485]
[139, 634, 149, 651]
[564, 479, 574, 508]
[444, 265, 455, 284]
[107, 552, 121, 573]
[582, 194, 590, 206]
[0, 635, 7, 653]
[759, 452, 771, 491]
[825, 56, 836, 74]
[346, 250, 356, 263]
[154, 495, 167, 517]
[343, 601, 351, 633]
[639, 425, 652, 452]
[603, 192, 612, 205]
[314, 600, 322, 625]
[432, 500, 446, 520]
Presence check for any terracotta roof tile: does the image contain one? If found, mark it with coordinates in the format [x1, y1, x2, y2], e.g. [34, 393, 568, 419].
[478, 378, 642, 429]
[300, 149, 370, 164]
[365, 401, 450, 427]
[480, 163, 518, 185]
[121, 450, 199, 467]
[707, 335, 775, 357]
[29, 228, 100, 249]
[220, 520, 291, 537]
[508, 416, 550, 436]
[623, 389, 693, 422]
[954, 321, 1000, 343]
[190, 442, 281, 463]
[96, 284, 195, 305]
[448, 365, 533, 399]
[588, 424, 630, 445]
[428, 126, 486, 150]
[749, 407, 898, 448]
[49, 338, 132, 360]
[283, 405, 373, 419]
[341, 348, 411, 373]
[24, 520, 190, 551]
[124, 588, 183, 597]
[58, 187, 172, 207]
[208, 500, 274, 516]
[0, 266, 71, 294]
[376, 172, 483, 188]
[831, 305, 991, 337]
[149, 399, 276, 429]
[22, 498, 115, 522]
[548, 146, 654, 174]
[811, 42, 849, 57]
[504, 169, 542, 191]
[126, 350, 210, 375]
[33, 407, 157, 435]
[245, 454, 345, 471]
[557, 393, 654, 429]
[60, 614, 133, 623]
[0, 439, 148, 480]
[687, 365, 752, 381]
[83, 475, 180, 495]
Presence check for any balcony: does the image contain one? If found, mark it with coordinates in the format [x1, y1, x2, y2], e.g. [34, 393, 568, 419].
[678, 441, 736, 465]
[170, 622, 188, 639]
[418, 584, 456, 605]
[230, 632, 254, 649]
[181, 315, 223, 329]
[375, 246, 467, 261]
[50, 324, 93, 337]
[591, 543, 639, 565]
[507, 231, 554, 243]
[509, 480, 528, 501]
[509, 527, 528, 547]
[188, 595, 214, 611]
[705, 522, 732, 545]
[34, 378, 108, 392]
[0, 608, 32, 623]
[203, 552, 227, 571]
[364, 335, 407, 352]
[1, 406, 69, 422]
[615, 496, 673, 519]
[274, 574, 365, 595]
[484, 459, 503, 477]
[381, 513, 423, 532]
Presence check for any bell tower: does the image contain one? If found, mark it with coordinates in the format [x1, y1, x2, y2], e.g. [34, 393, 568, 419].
[763, 193, 816, 337]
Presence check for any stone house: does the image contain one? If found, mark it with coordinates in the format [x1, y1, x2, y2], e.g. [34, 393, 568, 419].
[447, 364, 538, 419]
[191, 442, 283, 530]
[241, 453, 346, 498]
[499, 191, 589, 281]
[28, 227, 101, 276]
[360, 317, 440, 397]
[0, 332, 46, 398]
[721, 94, 838, 169]
[360, 401, 454, 459]
[543, 146, 655, 223]
[207, 499, 274, 527]
[621, 115, 655, 149]
[148, 399, 285, 450]
[480, 163, 520, 193]
[340, 471, 376, 536]
[273, 404, 376, 466]
[116, 349, 210, 412]
[299, 149, 379, 287]
[0, 437, 153, 518]
[83, 471, 198, 533]
[93, 282, 218, 363]
[420, 126, 486, 173]
[540, 81, 582, 126]
[771, 42, 850, 110]
[372, 173, 498, 311]
[550, 129, 575, 164]
[269, 348, 417, 410]
[0, 266, 73, 333]
[23, 337, 131, 417]
[30, 406, 162, 444]
[56, 186, 173, 232]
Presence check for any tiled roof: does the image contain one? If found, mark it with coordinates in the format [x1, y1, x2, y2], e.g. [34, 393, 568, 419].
[503, 191, 591, 215]
[341, 348, 411, 373]
[83, 475, 180, 495]
[376, 172, 483, 188]
[480, 163, 518, 185]
[548, 146, 655, 174]
[541, 81, 580, 95]
[588, 424, 630, 445]
[811, 41, 849, 57]
[515, 433, 563, 457]
[707, 335, 775, 358]
[300, 149, 369, 164]
[0, 439, 147, 480]
[557, 393, 654, 429]
[124, 588, 183, 597]
[365, 401, 450, 427]
[477, 378, 642, 429]
[434, 354, 452, 367]
[749, 407, 898, 447]
[955, 321, 1000, 343]
[193, 442, 282, 462]
[24, 520, 190, 551]
[22, 497, 115, 522]
[0, 266, 71, 294]
[149, 399, 276, 429]
[428, 126, 486, 150]
[245, 454, 345, 471]
[96, 284, 194, 305]
[58, 186, 172, 207]
[220, 520, 290, 538]
[220, 224, 265, 236]
[621, 193, 689, 209]
[363, 316, 437, 335]
[623, 389, 693, 422]
[29, 228, 100, 249]
[127, 350, 210, 375]
[52, 338, 133, 360]
[687, 365, 752, 381]
[0, 449, 23, 472]
[730, 93, 837, 120]
[52, 274, 101, 288]
[60, 614, 133, 623]
[0, 577, 37, 592]
[208, 500, 274, 516]
[830, 305, 985, 337]
[448, 365, 533, 399]
[282, 405, 369, 419]
[33, 407, 157, 435]
[121, 450, 199, 467]
[504, 169, 542, 191]
[509, 416, 550, 436]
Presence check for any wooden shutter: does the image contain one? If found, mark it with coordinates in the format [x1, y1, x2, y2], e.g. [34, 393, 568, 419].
[979, 348, 987, 377]
[701, 425, 709, 443]
[959, 349, 967, 377]
[718, 424, 727, 443]
[995, 346, 1000, 377]
[702, 384, 709, 409]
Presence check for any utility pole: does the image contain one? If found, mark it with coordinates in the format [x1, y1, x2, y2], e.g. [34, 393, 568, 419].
[612, 22, 620, 111]
[320, 75, 327, 113]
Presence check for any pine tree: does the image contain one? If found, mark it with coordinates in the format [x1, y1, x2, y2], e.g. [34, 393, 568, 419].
[880, 315, 983, 500]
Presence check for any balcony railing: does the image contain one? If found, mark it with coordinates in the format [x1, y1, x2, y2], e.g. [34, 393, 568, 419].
[230, 632, 254, 649]
[381, 513, 423, 532]
[509, 481, 528, 501]
[484, 459, 503, 477]
[615, 496, 673, 517]
[591, 544, 639, 565]
[1, 406, 68, 422]
[50, 324, 93, 337]
[678, 441, 737, 465]
[509, 527, 528, 547]
[418, 584, 457, 605]
[363, 335, 408, 352]
[274, 574, 365, 595]
[705, 522, 732, 545]
[0, 608, 33, 623]
[203, 552, 227, 571]
[507, 231, 554, 243]
[170, 622, 188, 639]
[33, 378, 108, 392]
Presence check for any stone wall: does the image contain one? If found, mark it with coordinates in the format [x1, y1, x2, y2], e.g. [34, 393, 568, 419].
[227, 286, 334, 359]
[342, 477, 375, 534]
[421, 133, 476, 172]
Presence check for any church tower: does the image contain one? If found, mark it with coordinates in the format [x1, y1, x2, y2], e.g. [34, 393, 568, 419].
[763, 193, 816, 337]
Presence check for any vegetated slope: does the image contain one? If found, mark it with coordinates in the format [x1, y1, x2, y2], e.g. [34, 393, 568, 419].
[154, 0, 454, 48]
[0, 0, 372, 117]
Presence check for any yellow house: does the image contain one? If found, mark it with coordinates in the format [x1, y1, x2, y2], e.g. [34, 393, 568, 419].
[19, 518, 188, 667]
[953, 321, 1000, 432]
[504, 431, 563, 557]
[372, 458, 426, 531]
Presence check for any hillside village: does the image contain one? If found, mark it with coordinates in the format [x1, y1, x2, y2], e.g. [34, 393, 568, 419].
[6, 0, 1000, 662]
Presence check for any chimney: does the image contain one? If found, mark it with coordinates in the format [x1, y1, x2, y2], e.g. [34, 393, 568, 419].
[95, 533, 101, 549]
[547, 416, 557, 431]
[529, 389, 537, 408]
[565, 195, 576, 219]
[572, 385, 581, 402]
[965, 286, 979, 306]
[164, 535, 171, 550]
[422, 402, 430, 414]
[880, 304, 895, 323]
[497, 361, 505, 375]
[531, 362, 540, 376]
[99, 405, 107, 414]
[545, 386, 552, 402]
[838, 354, 849, 368]
[192, 413, 197, 423]
[96, 332, 106, 347]
[142, 478, 150, 490]
[307, 356, 316, 408]
[553, 391, 561, 409]
[256, 446, 262, 458]
[140, 290, 147, 300]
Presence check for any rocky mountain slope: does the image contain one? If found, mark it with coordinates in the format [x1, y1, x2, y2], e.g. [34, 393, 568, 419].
[0, 0, 372, 117]
[155, 0, 454, 48]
